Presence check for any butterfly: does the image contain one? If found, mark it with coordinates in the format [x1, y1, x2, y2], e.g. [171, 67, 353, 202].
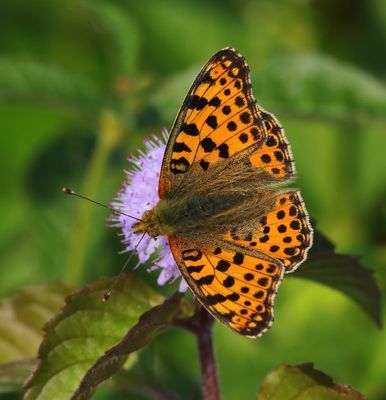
[133, 48, 313, 337]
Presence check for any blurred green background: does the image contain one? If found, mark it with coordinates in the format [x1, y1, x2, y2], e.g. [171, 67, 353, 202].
[0, 0, 385, 399]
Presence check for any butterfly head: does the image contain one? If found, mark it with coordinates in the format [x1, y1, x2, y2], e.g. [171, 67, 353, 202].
[131, 209, 160, 238]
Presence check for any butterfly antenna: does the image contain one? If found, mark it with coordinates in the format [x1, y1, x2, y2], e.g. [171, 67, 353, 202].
[62, 187, 142, 222]
[102, 232, 147, 302]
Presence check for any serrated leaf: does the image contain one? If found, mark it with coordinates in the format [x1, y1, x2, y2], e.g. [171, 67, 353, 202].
[292, 230, 382, 327]
[0, 282, 73, 364]
[257, 363, 366, 400]
[71, 292, 184, 400]
[0, 58, 101, 110]
[23, 274, 170, 400]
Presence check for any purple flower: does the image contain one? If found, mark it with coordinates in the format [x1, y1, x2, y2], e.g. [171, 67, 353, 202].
[109, 130, 188, 292]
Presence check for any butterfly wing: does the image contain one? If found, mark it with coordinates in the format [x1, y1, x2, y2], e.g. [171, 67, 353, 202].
[223, 191, 313, 273]
[168, 235, 283, 337]
[159, 47, 267, 197]
[249, 110, 296, 178]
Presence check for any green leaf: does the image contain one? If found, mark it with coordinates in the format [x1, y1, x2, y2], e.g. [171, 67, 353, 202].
[0, 283, 74, 392]
[70, 293, 184, 400]
[0, 58, 101, 110]
[252, 53, 386, 122]
[293, 229, 382, 328]
[257, 363, 367, 400]
[0, 282, 73, 364]
[23, 274, 181, 400]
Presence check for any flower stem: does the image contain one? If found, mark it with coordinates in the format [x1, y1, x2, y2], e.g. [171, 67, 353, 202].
[196, 307, 221, 400]
[66, 110, 123, 284]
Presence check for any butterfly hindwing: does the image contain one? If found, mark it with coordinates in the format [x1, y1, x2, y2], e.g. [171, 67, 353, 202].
[223, 191, 313, 272]
[159, 48, 266, 197]
[257, 191, 312, 272]
[168, 235, 284, 337]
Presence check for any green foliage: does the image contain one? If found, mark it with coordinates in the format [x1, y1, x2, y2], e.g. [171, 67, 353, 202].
[294, 230, 382, 327]
[257, 363, 366, 400]
[0, 283, 73, 395]
[24, 274, 164, 400]
[71, 293, 185, 400]
[79, 1, 140, 77]
[0, 58, 100, 111]
[252, 53, 386, 121]
[0, 283, 73, 365]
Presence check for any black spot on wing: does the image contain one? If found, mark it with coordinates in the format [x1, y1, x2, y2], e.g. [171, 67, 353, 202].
[197, 275, 215, 286]
[206, 115, 218, 129]
[218, 143, 229, 159]
[209, 97, 221, 107]
[199, 159, 210, 171]
[239, 111, 251, 124]
[223, 276, 235, 288]
[227, 121, 237, 132]
[206, 293, 226, 305]
[182, 249, 203, 261]
[186, 264, 205, 274]
[217, 260, 231, 272]
[173, 142, 191, 153]
[188, 95, 208, 111]
[200, 137, 217, 153]
[170, 157, 190, 174]
[181, 123, 199, 136]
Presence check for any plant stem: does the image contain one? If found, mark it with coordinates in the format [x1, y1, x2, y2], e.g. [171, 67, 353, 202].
[196, 307, 220, 400]
[66, 110, 123, 284]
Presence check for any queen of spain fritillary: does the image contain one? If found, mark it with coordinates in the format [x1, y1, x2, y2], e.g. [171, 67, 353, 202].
[133, 48, 313, 337]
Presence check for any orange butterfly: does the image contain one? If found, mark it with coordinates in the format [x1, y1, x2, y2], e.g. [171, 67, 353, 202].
[134, 48, 313, 337]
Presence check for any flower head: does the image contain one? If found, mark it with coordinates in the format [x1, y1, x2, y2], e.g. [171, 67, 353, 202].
[110, 131, 188, 292]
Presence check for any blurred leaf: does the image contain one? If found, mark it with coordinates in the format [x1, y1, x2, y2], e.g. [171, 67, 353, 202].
[23, 273, 166, 400]
[0, 283, 73, 395]
[146, 65, 197, 124]
[293, 229, 382, 328]
[252, 53, 386, 122]
[257, 363, 366, 400]
[71, 293, 184, 400]
[0, 282, 73, 364]
[80, 0, 140, 77]
[126, 0, 239, 74]
[0, 360, 36, 394]
[111, 364, 179, 400]
[0, 58, 101, 111]
[372, 0, 386, 40]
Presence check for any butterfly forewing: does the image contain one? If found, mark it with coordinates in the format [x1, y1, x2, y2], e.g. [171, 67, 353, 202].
[159, 48, 266, 197]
